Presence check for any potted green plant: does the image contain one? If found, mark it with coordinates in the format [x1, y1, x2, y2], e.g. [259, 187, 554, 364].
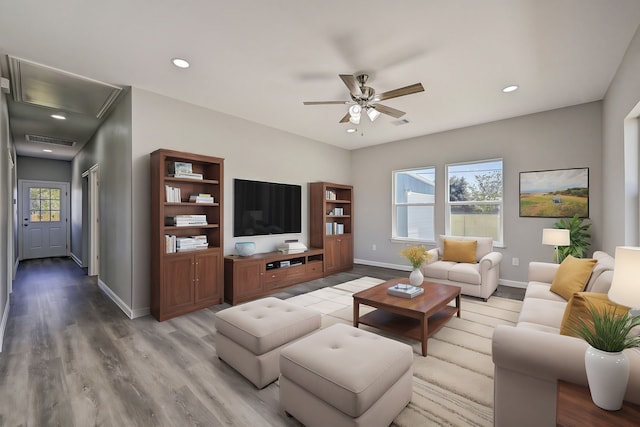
[572, 305, 640, 410]
[554, 214, 591, 262]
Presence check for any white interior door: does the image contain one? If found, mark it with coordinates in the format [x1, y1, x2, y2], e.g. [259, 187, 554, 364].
[20, 180, 69, 259]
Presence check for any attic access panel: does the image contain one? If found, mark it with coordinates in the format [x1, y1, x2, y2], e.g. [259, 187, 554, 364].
[8, 56, 122, 119]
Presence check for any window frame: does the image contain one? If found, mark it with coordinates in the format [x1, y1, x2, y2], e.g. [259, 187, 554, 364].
[391, 166, 437, 244]
[445, 158, 504, 246]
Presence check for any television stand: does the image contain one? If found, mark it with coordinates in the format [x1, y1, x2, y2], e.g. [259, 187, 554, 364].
[224, 248, 324, 305]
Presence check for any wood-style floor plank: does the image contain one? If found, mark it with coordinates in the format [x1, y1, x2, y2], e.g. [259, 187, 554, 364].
[0, 257, 523, 426]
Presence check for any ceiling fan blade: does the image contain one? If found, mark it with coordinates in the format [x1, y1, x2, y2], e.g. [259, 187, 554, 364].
[303, 101, 349, 105]
[375, 83, 424, 101]
[339, 112, 351, 123]
[339, 74, 362, 97]
[371, 103, 406, 118]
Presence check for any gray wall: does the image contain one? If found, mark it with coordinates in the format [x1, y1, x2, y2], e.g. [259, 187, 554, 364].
[603, 24, 640, 252]
[71, 89, 133, 307]
[16, 156, 71, 182]
[130, 88, 352, 314]
[352, 102, 603, 285]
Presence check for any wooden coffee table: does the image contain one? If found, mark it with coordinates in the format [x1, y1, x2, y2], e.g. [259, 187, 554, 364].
[353, 278, 461, 356]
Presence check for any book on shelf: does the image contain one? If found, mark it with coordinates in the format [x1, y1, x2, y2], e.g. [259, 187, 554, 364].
[170, 172, 204, 180]
[387, 284, 425, 299]
[326, 222, 333, 235]
[326, 190, 337, 200]
[189, 193, 214, 203]
[166, 214, 208, 226]
[165, 234, 177, 253]
[335, 223, 344, 234]
[175, 236, 209, 252]
[165, 185, 181, 203]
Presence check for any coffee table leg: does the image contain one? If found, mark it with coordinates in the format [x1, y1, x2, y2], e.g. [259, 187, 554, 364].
[421, 315, 428, 356]
[456, 294, 461, 318]
[353, 300, 360, 328]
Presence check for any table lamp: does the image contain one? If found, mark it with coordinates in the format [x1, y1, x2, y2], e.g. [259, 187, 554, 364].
[609, 246, 640, 315]
[542, 228, 570, 263]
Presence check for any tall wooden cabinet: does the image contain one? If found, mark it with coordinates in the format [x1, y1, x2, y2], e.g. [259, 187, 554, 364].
[150, 149, 224, 321]
[310, 182, 353, 274]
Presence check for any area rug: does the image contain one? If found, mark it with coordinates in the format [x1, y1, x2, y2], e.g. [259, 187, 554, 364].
[285, 277, 523, 427]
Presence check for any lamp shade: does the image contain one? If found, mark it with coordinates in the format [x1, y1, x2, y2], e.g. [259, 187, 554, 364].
[542, 228, 570, 246]
[609, 246, 640, 308]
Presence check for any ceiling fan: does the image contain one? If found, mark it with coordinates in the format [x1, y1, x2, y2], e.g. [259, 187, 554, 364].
[303, 73, 424, 124]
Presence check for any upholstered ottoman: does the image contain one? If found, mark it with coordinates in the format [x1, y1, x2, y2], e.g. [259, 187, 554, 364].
[215, 297, 321, 389]
[279, 323, 413, 427]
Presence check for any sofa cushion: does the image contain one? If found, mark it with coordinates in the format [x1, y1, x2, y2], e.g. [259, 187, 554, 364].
[585, 251, 615, 292]
[442, 239, 477, 263]
[550, 255, 597, 300]
[589, 270, 614, 294]
[560, 292, 630, 337]
[524, 282, 567, 303]
[517, 297, 567, 329]
[448, 263, 481, 285]
[423, 260, 456, 280]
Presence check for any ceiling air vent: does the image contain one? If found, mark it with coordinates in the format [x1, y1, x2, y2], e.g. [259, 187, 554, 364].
[391, 119, 410, 126]
[26, 134, 76, 147]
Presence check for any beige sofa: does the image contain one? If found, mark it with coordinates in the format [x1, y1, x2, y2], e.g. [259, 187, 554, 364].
[422, 235, 502, 300]
[492, 251, 640, 427]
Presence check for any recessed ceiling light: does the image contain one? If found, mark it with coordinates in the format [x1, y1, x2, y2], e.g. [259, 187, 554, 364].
[42, 149, 53, 153]
[346, 128, 357, 133]
[51, 114, 66, 120]
[502, 85, 519, 93]
[171, 58, 190, 68]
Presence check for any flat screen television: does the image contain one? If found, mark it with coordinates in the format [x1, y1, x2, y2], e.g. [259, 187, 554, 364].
[233, 179, 302, 237]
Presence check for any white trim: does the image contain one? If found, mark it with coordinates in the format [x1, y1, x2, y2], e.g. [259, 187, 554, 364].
[0, 298, 9, 352]
[70, 252, 83, 267]
[498, 278, 528, 289]
[97, 278, 150, 319]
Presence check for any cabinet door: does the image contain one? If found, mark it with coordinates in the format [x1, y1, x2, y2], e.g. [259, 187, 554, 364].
[337, 235, 353, 269]
[324, 237, 338, 273]
[194, 251, 221, 304]
[163, 254, 195, 314]
[235, 260, 264, 299]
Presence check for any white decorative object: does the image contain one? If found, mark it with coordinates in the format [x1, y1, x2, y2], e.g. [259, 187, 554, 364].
[409, 268, 424, 287]
[584, 345, 630, 410]
[235, 242, 256, 257]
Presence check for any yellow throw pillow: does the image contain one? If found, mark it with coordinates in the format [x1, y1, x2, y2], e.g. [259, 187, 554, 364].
[560, 292, 630, 337]
[550, 255, 597, 300]
[442, 239, 477, 263]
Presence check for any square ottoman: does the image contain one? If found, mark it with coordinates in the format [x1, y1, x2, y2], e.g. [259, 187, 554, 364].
[215, 297, 321, 389]
[280, 323, 413, 427]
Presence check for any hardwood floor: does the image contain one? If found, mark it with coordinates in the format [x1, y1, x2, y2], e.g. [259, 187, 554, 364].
[0, 257, 523, 426]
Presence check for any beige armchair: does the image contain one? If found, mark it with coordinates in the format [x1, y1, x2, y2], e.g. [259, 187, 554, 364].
[421, 235, 502, 301]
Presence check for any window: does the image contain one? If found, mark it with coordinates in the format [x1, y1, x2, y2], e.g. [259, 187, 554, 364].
[393, 167, 436, 242]
[29, 187, 61, 222]
[446, 159, 503, 244]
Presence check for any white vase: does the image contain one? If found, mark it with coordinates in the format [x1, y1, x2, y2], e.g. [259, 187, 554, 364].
[584, 345, 630, 410]
[409, 268, 424, 287]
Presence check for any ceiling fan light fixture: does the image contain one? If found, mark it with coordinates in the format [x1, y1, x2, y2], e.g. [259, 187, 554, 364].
[346, 128, 357, 133]
[348, 104, 361, 124]
[366, 107, 381, 121]
[171, 58, 190, 68]
[502, 84, 519, 93]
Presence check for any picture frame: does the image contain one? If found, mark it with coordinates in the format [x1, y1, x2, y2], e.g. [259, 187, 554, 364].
[519, 167, 589, 218]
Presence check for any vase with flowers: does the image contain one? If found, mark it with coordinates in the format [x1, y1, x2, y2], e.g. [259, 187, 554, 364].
[401, 245, 432, 287]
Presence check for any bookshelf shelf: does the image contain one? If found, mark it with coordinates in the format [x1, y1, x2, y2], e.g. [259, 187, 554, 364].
[150, 149, 224, 321]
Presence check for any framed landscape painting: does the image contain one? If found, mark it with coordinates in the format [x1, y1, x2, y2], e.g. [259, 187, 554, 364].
[519, 168, 589, 218]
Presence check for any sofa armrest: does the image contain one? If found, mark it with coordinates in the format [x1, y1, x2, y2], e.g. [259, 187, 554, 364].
[425, 248, 439, 264]
[528, 261, 560, 284]
[492, 325, 588, 384]
[479, 251, 502, 270]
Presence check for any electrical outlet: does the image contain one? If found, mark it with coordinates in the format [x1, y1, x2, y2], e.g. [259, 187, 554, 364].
[372, 244, 377, 251]
[512, 257, 519, 266]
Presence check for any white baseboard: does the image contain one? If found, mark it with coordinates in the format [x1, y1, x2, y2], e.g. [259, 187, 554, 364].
[0, 298, 9, 352]
[354, 258, 411, 272]
[70, 253, 83, 268]
[355, 258, 528, 289]
[97, 278, 150, 319]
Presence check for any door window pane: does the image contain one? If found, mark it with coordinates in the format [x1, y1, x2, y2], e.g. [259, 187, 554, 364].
[29, 187, 62, 223]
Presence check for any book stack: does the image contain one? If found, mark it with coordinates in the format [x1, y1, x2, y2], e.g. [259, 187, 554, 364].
[387, 284, 425, 299]
[326, 222, 345, 235]
[165, 185, 182, 202]
[169, 161, 204, 180]
[189, 193, 214, 203]
[326, 190, 337, 200]
[168, 214, 208, 226]
[165, 235, 177, 253]
[176, 236, 208, 252]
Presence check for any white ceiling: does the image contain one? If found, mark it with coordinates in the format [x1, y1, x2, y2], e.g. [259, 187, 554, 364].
[1, 1, 640, 160]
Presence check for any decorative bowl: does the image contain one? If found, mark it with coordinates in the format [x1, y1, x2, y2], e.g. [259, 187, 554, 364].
[235, 242, 256, 257]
